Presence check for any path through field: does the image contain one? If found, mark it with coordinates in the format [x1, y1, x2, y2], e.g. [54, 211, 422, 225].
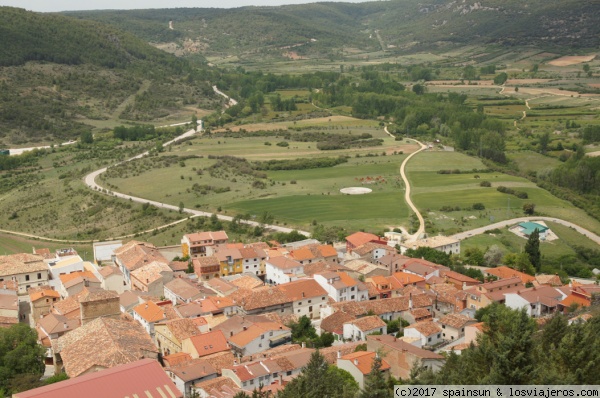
[112, 79, 152, 119]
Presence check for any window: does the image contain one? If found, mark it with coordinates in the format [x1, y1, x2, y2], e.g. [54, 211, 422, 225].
[287, 371, 292, 376]
[298, 302, 302, 305]
[351, 295, 355, 300]
[437, 334, 441, 338]
[428, 337, 431, 342]
[351, 287, 355, 291]
[442, 325, 445, 329]
[298, 309, 301, 313]
[250, 380, 254, 385]
[261, 334, 265, 339]
[308, 300, 311, 303]
[269, 331, 273, 336]
[25, 275, 30, 281]
[443, 333, 446, 337]
[37, 273, 42, 279]
[259, 343, 262, 348]
[243, 382, 247, 387]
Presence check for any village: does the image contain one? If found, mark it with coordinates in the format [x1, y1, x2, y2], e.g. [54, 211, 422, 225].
[1, 227, 598, 398]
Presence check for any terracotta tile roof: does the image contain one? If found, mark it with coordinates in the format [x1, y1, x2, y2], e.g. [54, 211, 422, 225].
[289, 248, 315, 261]
[441, 270, 479, 284]
[321, 311, 356, 334]
[34, 248, 53, 259]
[320, 341, 363, 364]
[38, 313, 80, 335]
[403, 262, 438, 277]
[114, 240, 168, 272]
[159, 318, 202, 341]
[346, 232, 380, 247]
[315, 244, 338, 258]
[119, 290, 142, 309]
[201, 351, 235, 375]
[163, 352, 193, 367]
[481, 276, 523, 290]
[98, 265, 122, 277]
[247, 242, 270, 250]
[410, 308, 432, 319]
[267, 256, 303, 270]
[165, 278, 203, 300]
[12, 358, 182, 398]
[194, 376, 239, 395]
[303, 260, 348, 277]
[535, 274, 563, 286]
[175, 302, 205, 318]
[237, 247, 260, 260]
[228, 322, 290, 348]
[406, 320, 442, 336]
[367, 334, 444, 359]
[133, 301, 167, 323]
[78, 287, 119, 303]
[193, 256, 220, 274]
[560, 293, 591, 308]
[59, 272, 95, 285]
[0, 253, 47, 277]
[411, 293, 434, 308]
[200, 296, 236, 311]
[215, 248, 242, 262]
[0, 316, 18, 327]
[392, 271, 426, 285]
[0, 280, 18, 291]
[352, 242, 393, 256]
[187, 330, 230, 357]
[206, 277, 237, 294]
[29, 287, 60, 302]
[169, 358, 217, 382]
[332, 297, 411, 317]
[277, 279, 327, 301]
[185, 231, 228, 244]
[228, 275, 263, 290]
[340, 351, 391, 374]
[51, 294, 83, 319]
[131, 260, 172, 286]
[439, 313, 475, 329]
[55, 317, 158, 377]
[514, 286, 563, 306]
[485, 266, 535, 284]
[347, 315, 386, 332]
[234, 287, 291, 311]
[344, 259, 388, 276]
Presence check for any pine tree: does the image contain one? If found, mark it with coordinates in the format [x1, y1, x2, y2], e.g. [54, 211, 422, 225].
[359, 354, 389, 398]
[524, 228, 541, 272]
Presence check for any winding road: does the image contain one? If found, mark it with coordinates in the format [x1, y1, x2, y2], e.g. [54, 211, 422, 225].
[83, 126, 310, 237]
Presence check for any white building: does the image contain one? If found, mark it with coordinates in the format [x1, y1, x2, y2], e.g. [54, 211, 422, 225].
[504, 286, 565, 317]
[404, 321, 443, 347]
[265, 257, 304, 285]
[0, 253, 50, 298]
[343, 316, 387, 341]
[313, 271, 369, 302]
[398, 236, 460, 255]
[278, 279, 328, 319]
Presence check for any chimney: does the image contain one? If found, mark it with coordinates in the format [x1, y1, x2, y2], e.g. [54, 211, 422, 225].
[409, 293, 413, 310]
[337, 350, 341, 359]
[301, 342, 306, 348]
[302, 292, 305, 298]
[63, 322, 68, 329]
[353, 359, 358, 365]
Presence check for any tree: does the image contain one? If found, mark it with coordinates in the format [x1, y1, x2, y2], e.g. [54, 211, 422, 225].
[0, 324, 45, 393]
[463, 65, 477, 81]
[539, 132, 550, 154]
[463, 247, 485, 266]
[359, 354, 389, 398]
[80, 130, 93, 144]
[493, 72, 508, 85]
[405, 246, 451, 266]
[523, 203, 535, 216]
[524, 228, 541, 273]
[412, 84, 425, 95]
[583, 63, 590, 73]
[484, 245, 503, 267]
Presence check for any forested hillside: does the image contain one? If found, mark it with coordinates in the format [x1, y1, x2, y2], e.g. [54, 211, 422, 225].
[0, 7, 216, 145]
[67, 0, 600, 57]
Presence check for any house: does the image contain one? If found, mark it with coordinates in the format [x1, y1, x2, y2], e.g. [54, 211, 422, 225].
[181, 231, 229, 258]
[465, 276, 524, 310]
[28, 286, 60, 326]
[53, 317, 158, 377]
[222, 348, 313, 390]
[265, 257, 304, 285]
[113, 241, 169, 286]
[392, 271, 426, 289]
[167, 358, 217, 397]
[374, 253, 412, 274]
[344, 259, 389, 280]
[58, 272, 100, 298]
[429, 284, 468, 315]
[205, 277, 238, 296]
[46, 255, 86, 282]
[96, 265, 125, 294]
[238, 247, 267, 276]
[119, 290, 145, 315]
[404, 320, 443, 347]
[440, 270, 480, 290]
[348, 242, 396, 262]
[155, 318, 202, 356]
[438, 313, 477, 341]
[194, 376, 243, 398]
[78, 288, 121, 325]
[92, 240, 123, 265]
[227, 320, 291, 357]
[225, 273, 264, 291]
[278, 279, 328, 319]
[484, 266, 535, 285]
[314, 271, 369, 302]
[132, 300, 169, 339]
[197, 296, 238, 317]
[343, 315, 387, 341]
[37, 313, 80, 355]
[464, 322, 485, 345]
[505, 285, 565, 317]
[13, 358, 181, 398]
[130, 260, 174, 296]
[0, 253, 49, 297]
[398, 235, 460, 255]
[337, 351, 390, 388]
[515, 221, 549, 239]
[181, 330, 230, 359]
[215, 248, 244, 277]
[165, 277, 205, 304]
[193, 256, 221, 281]
[558, 285, 600, 312]
[366, 335, 445, 379]
[0, 290, 18, 328]
[346, 232, 386, 254]
[366, 275, 403, 299]
[231, 287, 293, 317]
[319, 311, 356, 340]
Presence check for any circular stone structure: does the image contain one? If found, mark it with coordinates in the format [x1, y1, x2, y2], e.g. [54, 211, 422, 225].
[340, 187, 372, 195]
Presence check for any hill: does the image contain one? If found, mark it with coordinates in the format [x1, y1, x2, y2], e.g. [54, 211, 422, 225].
[0, 7, 216, 145]
[66, 0, 600, 59]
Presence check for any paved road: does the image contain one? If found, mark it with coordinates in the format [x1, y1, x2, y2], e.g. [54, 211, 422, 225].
[83, 126, 309, 237]
[451, 216, 600, 245]
[213, 85, 238, 107]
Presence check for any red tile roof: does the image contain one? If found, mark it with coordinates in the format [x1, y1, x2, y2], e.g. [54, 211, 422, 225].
[340, 351, 391, 375]
[277, 279, 327, 301]
[485, 266, 535, 284]
[346, 232, 380, 248]
[187, 330, 230, 357]
[13, 359, 181, 398]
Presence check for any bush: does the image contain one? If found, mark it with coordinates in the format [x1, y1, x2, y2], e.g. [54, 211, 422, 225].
[276, 141, 289, 147]
[480, 181, 491, 187]
[472, 203, 485, 210]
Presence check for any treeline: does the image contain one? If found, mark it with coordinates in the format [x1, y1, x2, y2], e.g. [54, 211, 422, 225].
[539, 154, 600, 196]
[582, 125, 600, 143]
[414, 303, 600, 385]
[254, 156, 348, 170]
[0, 149, 41, 171]
[113, 124, 157, 141]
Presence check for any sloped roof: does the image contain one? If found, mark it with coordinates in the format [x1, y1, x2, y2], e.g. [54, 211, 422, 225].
[186, 330, 230, 357]
[0, 253, 47, 277]
[133, 301, 167, 323]
[441, 270, 479, 284]
[405, 320, 442, 336]
[340, 351, 390, 374]
[266, 256, 303, 270]
[131, 261, 172, 286]
[29, 287, 60, 302]
[367, 334, 444, 359]
[439, 313, 475, 329]
[13, 359, 181, 398]
[56, 317, 158, 377]
[346, 315, 386, 332]
[114, 241, 168, 272]
[165, 278, 203, 300]
[321, 311, 356, 334]
[277, 279, 327, 301]
[485, 267, 535, 284]
[169, 358, 217, 382]
[346, 232, 380, 247]
[159, 318, 202, 342]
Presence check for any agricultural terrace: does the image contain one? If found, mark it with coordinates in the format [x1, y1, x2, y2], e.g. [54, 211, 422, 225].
[406, 151, 600, 236]
[101, 120, 415, 231]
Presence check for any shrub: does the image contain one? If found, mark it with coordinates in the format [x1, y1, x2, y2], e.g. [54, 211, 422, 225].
[480, 181, 491, 187]
[472, 203, 485, 210]
[276, 141, 289, 147]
